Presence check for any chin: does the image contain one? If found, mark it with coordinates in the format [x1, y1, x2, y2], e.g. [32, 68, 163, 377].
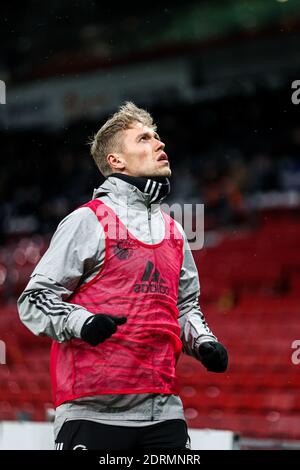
[162, 168, 172, 178]
[156, 167, 172, 178]
[140, 167, 171, 179]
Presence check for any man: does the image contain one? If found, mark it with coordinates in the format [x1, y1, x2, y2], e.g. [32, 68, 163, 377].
[18, 102, 228, 450]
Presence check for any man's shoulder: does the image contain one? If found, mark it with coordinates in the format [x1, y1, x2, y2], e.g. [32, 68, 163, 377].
[160, 212, 186, 241]
[168, 216, 185, 237]
[57, 203, 100, 231]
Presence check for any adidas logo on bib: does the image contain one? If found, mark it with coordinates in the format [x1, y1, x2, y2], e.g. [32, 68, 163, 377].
[133, 260, 169, 295]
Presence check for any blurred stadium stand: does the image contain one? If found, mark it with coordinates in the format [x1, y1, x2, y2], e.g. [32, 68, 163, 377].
[1, 0, 300, 449]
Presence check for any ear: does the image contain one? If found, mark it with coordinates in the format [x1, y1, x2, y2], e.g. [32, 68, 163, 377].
[107, 153, 125, 172]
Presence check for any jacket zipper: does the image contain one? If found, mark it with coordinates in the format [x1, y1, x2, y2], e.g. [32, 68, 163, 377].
[148, 207, 151, 241]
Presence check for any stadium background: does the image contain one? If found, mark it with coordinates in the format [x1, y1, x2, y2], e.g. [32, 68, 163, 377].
[1, 0, 300, 449]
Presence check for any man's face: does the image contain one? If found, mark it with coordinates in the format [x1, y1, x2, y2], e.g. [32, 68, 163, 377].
[114, 122, 171, 178]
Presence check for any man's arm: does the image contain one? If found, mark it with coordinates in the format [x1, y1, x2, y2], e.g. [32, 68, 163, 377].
[17, 207, 104, 342]
[175, 222, 217, 358]
[176, 222, 228, 372]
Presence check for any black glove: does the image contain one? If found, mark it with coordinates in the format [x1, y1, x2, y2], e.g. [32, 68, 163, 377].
[198, 341, 228, 373]
[81, 314, 127, 346]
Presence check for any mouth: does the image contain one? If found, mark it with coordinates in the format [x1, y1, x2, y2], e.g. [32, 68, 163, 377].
[157, 152, 168, 162]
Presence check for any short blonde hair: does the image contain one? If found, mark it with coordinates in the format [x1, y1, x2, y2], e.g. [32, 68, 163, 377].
[90, 101, 156, 177]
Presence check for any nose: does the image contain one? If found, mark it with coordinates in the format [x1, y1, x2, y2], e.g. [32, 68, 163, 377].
[155, 138, 165, 151]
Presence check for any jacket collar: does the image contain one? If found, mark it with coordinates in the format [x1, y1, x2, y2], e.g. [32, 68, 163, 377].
[93, 174, 170, 208]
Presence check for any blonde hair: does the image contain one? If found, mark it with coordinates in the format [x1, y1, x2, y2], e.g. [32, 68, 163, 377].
[89, 101, 156, 177]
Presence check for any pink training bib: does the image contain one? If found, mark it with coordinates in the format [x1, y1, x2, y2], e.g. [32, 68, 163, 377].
[50, 199, 184, 407]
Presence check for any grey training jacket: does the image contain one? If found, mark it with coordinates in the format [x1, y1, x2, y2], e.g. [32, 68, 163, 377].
[17, 176, 217, 439]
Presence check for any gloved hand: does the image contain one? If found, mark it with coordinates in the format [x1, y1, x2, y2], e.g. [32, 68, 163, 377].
[198, 341, 228, 373]
[81, 314, 127, 346]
